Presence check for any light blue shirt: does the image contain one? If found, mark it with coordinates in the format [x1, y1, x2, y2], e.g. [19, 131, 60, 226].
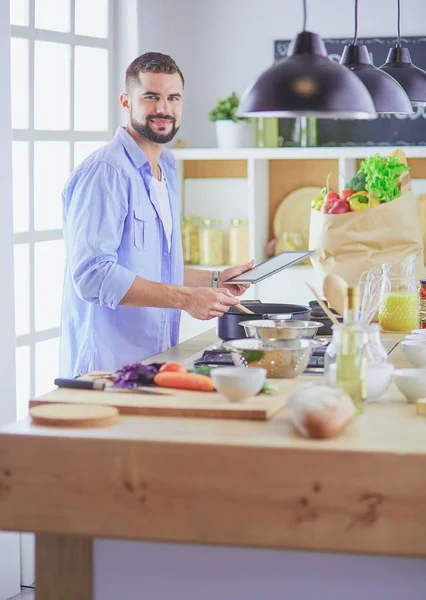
[59, 126, 184, 378]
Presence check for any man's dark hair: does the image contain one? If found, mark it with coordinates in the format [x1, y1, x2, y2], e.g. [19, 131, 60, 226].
[125, 52, 184, 92]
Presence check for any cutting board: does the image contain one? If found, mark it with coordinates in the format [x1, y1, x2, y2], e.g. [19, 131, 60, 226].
[273, 186, 322, 247]
[29, 380, 290, 421]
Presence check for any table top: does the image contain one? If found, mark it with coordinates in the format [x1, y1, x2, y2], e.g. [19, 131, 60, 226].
[1, 328, 425, 557]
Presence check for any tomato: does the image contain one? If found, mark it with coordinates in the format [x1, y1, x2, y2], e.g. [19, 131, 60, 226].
[340, 188, 355, 202]
[159, 362, 187, 374]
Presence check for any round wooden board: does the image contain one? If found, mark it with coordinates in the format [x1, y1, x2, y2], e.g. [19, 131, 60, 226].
[30, 403, 120, 428]
[273, 186, 322, 246]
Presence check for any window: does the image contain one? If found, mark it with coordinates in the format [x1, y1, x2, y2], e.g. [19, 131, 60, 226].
[11, 0, 113, 414]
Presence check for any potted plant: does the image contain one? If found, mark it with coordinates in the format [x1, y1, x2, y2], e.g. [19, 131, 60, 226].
[208, 92, 255, 149]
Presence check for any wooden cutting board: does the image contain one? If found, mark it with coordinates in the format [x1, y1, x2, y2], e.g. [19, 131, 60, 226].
[29, 382, 290, 421]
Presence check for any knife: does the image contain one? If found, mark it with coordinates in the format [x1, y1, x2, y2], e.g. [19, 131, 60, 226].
[53, 378, 173, 396]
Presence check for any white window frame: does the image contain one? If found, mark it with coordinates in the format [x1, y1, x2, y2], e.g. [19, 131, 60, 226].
[11, 0, 115, 400]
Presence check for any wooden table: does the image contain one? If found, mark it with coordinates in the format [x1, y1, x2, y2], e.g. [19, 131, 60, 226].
[1, 330, 426, 599]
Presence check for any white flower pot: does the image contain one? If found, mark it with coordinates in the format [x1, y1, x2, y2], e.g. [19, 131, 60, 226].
[214, 120, 255, 149]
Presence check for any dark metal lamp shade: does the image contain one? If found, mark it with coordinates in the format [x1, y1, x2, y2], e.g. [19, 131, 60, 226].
[238, 31, 377, 120]
[380, 46, 426, 107]
[341, 44, 413, 114]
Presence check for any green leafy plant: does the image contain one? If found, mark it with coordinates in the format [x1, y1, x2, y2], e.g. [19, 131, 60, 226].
[359, 154, 409, 202]
[208, 92, 250, 123]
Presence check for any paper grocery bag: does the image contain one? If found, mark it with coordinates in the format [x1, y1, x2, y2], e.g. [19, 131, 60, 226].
[309, 190, 424, 286]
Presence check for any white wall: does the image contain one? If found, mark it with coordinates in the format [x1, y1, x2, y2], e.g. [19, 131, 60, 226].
[137, 0, 426, 147]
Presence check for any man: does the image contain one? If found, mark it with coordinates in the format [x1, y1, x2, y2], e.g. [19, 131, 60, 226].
[60, 52, 253, 378]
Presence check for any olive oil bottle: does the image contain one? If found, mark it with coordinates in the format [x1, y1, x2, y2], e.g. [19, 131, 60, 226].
[335, 286, 367, 413]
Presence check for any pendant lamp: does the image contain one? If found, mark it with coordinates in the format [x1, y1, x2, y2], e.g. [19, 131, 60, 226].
[340, 0, 412, 114]
[379, 0, 426, 106]
[237, 0, 376, 119]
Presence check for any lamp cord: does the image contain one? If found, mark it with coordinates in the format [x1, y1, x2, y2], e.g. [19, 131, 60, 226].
[302, 0, 307, 31]
[352, 0, 358, 45]
[397, 0, 401, 45]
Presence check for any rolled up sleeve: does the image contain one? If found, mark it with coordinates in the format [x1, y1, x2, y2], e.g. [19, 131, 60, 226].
[64, 161, 136, 309]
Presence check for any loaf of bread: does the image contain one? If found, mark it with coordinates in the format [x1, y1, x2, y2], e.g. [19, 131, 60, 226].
[287, 384, 355, 439]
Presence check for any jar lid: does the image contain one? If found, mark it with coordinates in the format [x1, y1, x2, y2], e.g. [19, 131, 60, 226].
[420, 280, 426, 284]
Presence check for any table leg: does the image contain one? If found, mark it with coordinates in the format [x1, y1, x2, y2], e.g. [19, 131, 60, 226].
[35, 534, 92, 600]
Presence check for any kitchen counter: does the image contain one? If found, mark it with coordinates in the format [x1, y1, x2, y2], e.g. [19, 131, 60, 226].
[1, 329, 426, 599]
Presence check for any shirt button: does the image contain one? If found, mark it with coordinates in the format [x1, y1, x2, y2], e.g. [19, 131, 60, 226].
[163, 251, 168, 257]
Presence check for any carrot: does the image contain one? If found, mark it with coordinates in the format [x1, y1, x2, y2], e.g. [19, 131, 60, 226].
[153, 371, 215, 392]
[159, 362, 187, 374]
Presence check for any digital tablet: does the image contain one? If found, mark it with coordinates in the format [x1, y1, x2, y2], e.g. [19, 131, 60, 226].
[224, 250, 315, 284]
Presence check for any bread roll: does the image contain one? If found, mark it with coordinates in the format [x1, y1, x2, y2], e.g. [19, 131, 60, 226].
[287, 384, 355, 439]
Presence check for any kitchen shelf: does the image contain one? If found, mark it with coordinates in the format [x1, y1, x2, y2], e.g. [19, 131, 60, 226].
[174, 145, 426, 342]
[172, 145, 426, 161]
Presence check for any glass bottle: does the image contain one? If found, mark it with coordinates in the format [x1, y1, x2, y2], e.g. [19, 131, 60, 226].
[378, 254, 419, 332]
[199, 219, 225, 266]
[228, 218, 249, 264]
[335, 287, 367, 413]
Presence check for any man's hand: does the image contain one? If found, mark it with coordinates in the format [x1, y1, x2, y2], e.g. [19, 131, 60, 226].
[218, 260, 255, 296]
[183, 287, 238, 320]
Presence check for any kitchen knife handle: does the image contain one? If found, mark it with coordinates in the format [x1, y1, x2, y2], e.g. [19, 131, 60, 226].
[54, 378, 105, 391]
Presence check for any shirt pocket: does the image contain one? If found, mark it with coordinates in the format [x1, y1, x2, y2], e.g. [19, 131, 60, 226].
[133, 204, 157, 251]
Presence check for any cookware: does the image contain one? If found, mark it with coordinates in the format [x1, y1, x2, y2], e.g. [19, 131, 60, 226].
[217, 301, 311, 341]
[223, 338, 321, 378]
[308, 301, 342, 335]
[239, 319, 324, 340]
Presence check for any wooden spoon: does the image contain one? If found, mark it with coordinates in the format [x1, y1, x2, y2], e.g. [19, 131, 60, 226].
[322, 274, 348, 316]
[234, 303, 255, 315]
[306, 283, 340, 326]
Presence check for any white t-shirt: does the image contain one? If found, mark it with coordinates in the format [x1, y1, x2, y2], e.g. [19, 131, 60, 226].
[151, 172, 172, 251]
[151, 169, 173, 351]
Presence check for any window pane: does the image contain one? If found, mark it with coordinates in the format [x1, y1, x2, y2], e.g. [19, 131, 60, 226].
[35, 0, 70, 32]
[75, 0, 108, 38]
[75, 46, 108, 131]
[12, 141, 30, 232]
[35, 337, 59, 396]
[74, 141, 106, 168]
[34, 141, 70, 230]
[10, 38, 29, 130]
[35, 41, 71, 130]
[10, 0, 29, 26]
[16, 346, 31, 420]
[14, 244, 30, 337]
[35, 240, 65, 331]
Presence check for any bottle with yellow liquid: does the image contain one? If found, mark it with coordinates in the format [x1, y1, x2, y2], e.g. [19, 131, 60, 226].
[335, 287, 368, 414]
[378, 255, 419, 332]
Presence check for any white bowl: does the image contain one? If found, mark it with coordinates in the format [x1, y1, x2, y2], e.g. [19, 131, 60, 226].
[393, 368, 426, 402]
[210, 366, 266, 402]
[405, 335, 426, 343]
[411, 329, 426, 336]
[325, 363, 394, 400]
[401, 341, 426, 367]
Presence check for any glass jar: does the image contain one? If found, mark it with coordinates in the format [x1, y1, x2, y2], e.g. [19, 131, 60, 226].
[378, 255, 419, 332]
[228, 218, 249, 265]
[419, 280, 426, 329]
[181, 216, 200, 265]
[199, 219, 225, 266]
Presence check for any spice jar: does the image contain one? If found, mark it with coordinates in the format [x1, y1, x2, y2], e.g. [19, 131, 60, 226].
[228, 219, 249, 265]
[199, 219, 225, 266]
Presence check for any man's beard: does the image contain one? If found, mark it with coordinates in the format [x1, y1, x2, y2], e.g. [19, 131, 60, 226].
[131, 112, 179, 144]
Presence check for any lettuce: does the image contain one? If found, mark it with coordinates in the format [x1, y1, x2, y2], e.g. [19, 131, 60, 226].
[359, 153, 409, 202]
